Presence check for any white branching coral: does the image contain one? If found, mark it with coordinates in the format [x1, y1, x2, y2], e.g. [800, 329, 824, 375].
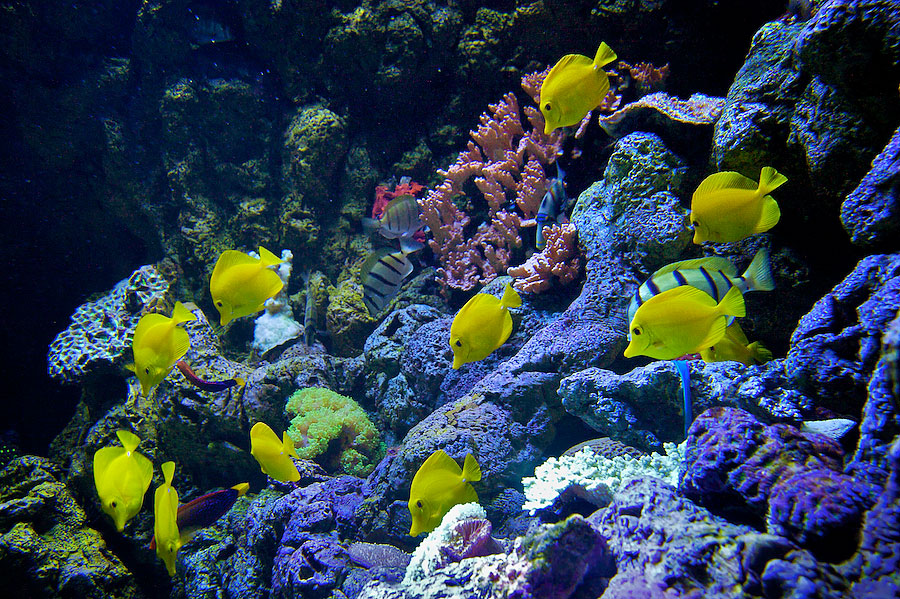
[522, 441, 686, 512]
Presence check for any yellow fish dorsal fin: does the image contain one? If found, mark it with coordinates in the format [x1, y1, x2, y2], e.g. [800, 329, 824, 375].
[651, 284, 717, 308]
[752, 196, 781, 234]
[694, 171, 758, 199]
[757, 166, 787, 195]
[461, 453, 482, 483]
[725, 321, 750, 346]
[133, 312, 172, 340]
[499, 283, 522, 309]
[592, 42, 617, 69]
[116, 429, 141, 453]
[544, 53, 594, 93]
[650, 256, 738, 278]
[282, 432, 299, 459]
[161, 460, 176, 485]
[419, 450, 463, 477]
[231, 482, 250, 496]
[170, 301, 197, 326]
[257, 246, 283, 268]
[212, 250, 261, 282]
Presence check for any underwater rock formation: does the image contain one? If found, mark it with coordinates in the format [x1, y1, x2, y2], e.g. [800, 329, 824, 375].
[0, 456, 140, 598]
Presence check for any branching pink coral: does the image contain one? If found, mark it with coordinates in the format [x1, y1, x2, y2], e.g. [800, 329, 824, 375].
[418, 84, 564, 292]
[508, 223, 582, 293]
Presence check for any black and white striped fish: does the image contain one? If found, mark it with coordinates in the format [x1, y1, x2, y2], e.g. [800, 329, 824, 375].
[360, 248, 414, 315]
[363, 194, 424, 254]
[627, 248, 774, 329]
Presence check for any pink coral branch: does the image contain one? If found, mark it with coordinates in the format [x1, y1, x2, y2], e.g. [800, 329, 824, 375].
[508, 223, 582, 293]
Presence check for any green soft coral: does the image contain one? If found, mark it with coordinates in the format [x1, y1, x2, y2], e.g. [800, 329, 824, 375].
[285, 387, 382, 476]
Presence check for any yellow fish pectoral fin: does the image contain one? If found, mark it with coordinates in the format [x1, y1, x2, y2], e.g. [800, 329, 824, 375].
[282, 432, 300, 459]
[592, 42, 617, 69]
[753, 197, 781, 234]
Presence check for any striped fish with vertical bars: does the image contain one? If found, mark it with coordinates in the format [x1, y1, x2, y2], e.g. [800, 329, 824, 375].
[362, 195, 424, 254]
[627, 248, 774, 333]
[360, 248, 414, 315]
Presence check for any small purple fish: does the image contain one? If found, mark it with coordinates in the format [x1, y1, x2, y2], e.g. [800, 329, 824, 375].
[177, 361, 244, 392]
[150, 483, 249, 549]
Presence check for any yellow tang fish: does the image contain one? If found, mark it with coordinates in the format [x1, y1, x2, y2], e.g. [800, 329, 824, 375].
[408, 450, 482, 536]
[700, 321, 773, 366]
[690, 166, 787, 244]
[154, 461, 182, 577]
[210, 246, 284, 326]
[624, 285, 745, 360]
[249, 422, 300, 482]
[128, 301, 196, 396]
[93, 429, 154, 532]
[539, 42, 618, 135]
[450, 283, 522, 370]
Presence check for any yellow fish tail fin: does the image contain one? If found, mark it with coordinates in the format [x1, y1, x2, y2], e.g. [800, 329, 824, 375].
[231, 482, 250, 496]
[757, 166, 787, 195]
[462, 453, 482, 483]
[161, 460, 176, 485]
[257, 246, 284, 268]
[170, 301, 197, 326]
[282, 432, 300, 459]
[749, 341, 774, 364]
[116, 429, 142, 453]
[500, 283, 522, 309]
[592, 42, 617, 69]
[719, 285, 746, 319]
[742, 248, 775, 292]
[753, 197, 781, 234]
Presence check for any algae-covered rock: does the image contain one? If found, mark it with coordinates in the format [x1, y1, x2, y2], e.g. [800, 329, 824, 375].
[326, 276, 377, 357]
[0, 456, 140, 599]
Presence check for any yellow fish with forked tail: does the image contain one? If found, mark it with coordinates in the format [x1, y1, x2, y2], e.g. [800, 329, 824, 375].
[249, 422, 301, 482]
[450, 283, 521, 369]
[128, 301, 196, 396]
[153, 461, 182, 577]
[210, 246, 284, 326]
[93, 430, 154, 532]
[700, 321, 773, 366]
[539, 42, 618, 134]
[408, 450, 482, 536]
[624, 285, 746, 360]
[689, 167, 786, 244]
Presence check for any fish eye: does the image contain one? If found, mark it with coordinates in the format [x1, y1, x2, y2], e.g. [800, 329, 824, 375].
[691, 220, 700, 227]
[632, 328, 641, 336]
[416, 500, 423, 508]
[544, 103, 552, 111]
[145, 368, 150, 374]
[216, 301, 223, 307]
[110, 500, 117, 508]
[455, 339, 462, 347]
